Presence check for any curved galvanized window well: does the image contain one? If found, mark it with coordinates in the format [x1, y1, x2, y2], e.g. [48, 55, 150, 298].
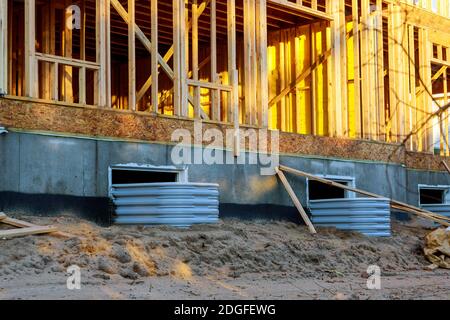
[309, 198, 391, 237]
[109, 165, 219, 227]
[419, 184, 450, 225]
[306, 176, 391, 237]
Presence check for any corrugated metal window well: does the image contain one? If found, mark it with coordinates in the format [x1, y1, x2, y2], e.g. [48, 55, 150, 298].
[307, 176, 391, 237]
[109, 165, 219, 227]
[419, 185, 450, 225]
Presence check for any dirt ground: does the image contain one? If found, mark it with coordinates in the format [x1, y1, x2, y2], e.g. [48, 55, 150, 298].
[0, 214, 449, 300]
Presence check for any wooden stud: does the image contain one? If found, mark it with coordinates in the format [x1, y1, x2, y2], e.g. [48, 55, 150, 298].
[96, 0, 107, 107]
[243, 0, 257, 125]
[256, 0, 268, 127]
[210, 0, 219, 121]
[351, 0, 361, 138]
[376, 0, 385, 141]
[62, 0, 74, 103]
[106, 0, 111, 107]
[0, 0, 7, 95]
[408, 25, 417, 150]
[192, 0, 200, 118]
[24, 0, 36, 98]
[128, 0, 136, 111]
[275, 167, 317, 234]
[79, 66, 86, 104]
[151, 0, 158, 113]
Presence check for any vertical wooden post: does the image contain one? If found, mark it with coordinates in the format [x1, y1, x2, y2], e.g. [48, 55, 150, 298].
[0, 0, 8, 95]
[418, 27, 432, 152]
[375, 0, 385, 141]
[80, 0, 86, 61]
[210, 0, 219, 121]
[327, 0, 347, 137]
[408, 25, 417, 150]
[387, 3, 397, 142]
[24, 0, 36, 98]
[151, 0, 158, 113]
[243, 0, 257, 125]
[227, 0, 239, 156]
[63, 0, 73, 103]
[79, 67, 86, 104]
[351, 0, 361, 138]
[173, 0, 188, 116]
[96, 0, 107, 107]
[256, 0, 268, 128]
[173, 0, 181, 116]
[128, 0, 136, 110]
[227, 0, 236, 123]
[192, 0, 200, 117]
[79, 0, 86, 104]
[444, 47, 449, 156]
[105, 0, 111, 107]
[52, 63, 59, 100]
[360, 0, 373, 139]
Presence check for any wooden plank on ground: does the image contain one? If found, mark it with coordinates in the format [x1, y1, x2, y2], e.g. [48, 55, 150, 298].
[0, 226, 57, 239]
[1, 217, 36, 228]
[275, 167, 317, 234]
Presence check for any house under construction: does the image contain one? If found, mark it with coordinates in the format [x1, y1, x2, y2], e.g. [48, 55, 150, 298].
[0, 0, 449, 224]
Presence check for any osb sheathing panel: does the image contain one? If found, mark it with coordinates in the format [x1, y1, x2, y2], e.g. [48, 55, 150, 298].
[0, 98, 447, 171]
[404, 151, 448, 172]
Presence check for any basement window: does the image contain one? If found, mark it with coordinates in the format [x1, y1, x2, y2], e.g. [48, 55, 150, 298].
[112, 170, 177, 184]
[307, 176, 355, 201]
[419, 185, 450, 205]
[108, 165, 188, 196]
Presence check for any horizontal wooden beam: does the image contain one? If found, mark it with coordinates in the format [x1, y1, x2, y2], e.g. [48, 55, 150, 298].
[267, 0, 333, 21]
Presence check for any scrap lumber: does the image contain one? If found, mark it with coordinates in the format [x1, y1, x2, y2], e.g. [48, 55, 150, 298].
[1, 216, 35, 228]
[278, 165, 450, 227]
[275, 167, 317, 234]
[0, 212, 71, 239]
[0, 225, 57, 239]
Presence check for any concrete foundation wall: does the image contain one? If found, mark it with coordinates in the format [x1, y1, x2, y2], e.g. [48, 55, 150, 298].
[1, 131, 449, 224]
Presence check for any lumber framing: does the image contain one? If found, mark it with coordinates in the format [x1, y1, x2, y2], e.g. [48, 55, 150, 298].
[0, 0, 7, 95]
[2, 0, 450, 156]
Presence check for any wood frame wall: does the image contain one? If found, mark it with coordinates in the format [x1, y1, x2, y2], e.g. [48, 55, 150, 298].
[0, 0, 7, 95]
[1, 0, 450, 155]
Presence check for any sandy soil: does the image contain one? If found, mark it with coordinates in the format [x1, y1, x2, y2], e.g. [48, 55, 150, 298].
[0, 214, 449, 300]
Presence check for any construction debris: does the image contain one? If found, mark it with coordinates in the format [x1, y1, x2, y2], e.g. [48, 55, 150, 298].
[0, 212, 57, 239]
[278, 165, 450, 228]
[424, 228, 450, 269]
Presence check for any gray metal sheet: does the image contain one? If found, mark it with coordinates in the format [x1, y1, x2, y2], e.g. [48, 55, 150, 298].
[420, 204, 450, 225]
[111, 183, 219, 227]
[309, 198, 391, 237]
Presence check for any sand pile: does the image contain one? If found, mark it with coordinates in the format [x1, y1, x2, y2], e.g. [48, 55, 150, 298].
[0, 215, 431, 281]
